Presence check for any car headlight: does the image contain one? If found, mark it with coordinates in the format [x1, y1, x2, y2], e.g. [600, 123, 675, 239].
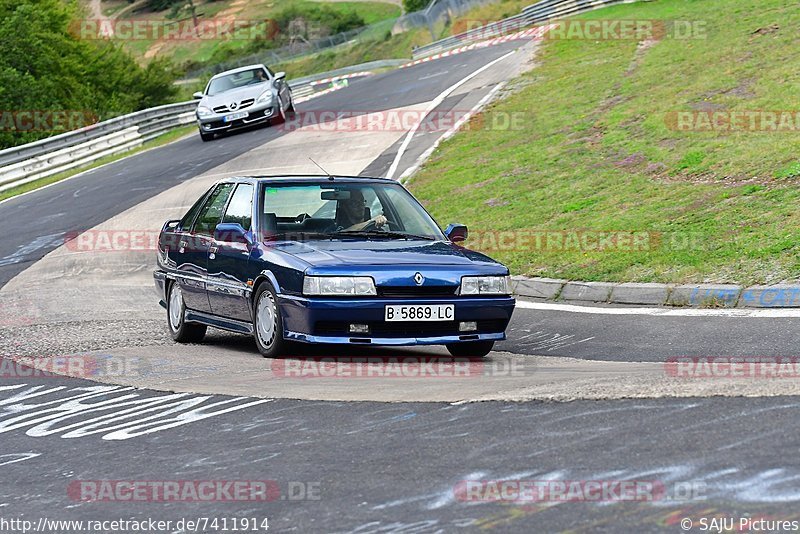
[303, 276, 377, 296]
[256, 90, 274, 105]
[459, 275, 511, 295]
[197, 105, 213, 117]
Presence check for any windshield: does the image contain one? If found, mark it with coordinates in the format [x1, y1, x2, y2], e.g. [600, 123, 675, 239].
[206, 68, 270, 96]
[258, 182, 445, 240]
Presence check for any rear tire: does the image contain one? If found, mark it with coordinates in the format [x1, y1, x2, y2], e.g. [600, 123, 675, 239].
[446, 341, 494, 358]
[253, 282, 287, 358]
[200, 130, 214, 142]
[167, 282, 207, 343]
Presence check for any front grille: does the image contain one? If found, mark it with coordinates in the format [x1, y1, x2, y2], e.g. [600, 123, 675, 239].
[314, 319, 507, 337]
[377, 286, 458, 298]
[213, 99, 256, 114]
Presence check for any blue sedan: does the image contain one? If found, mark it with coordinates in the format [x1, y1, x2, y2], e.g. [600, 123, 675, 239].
[153, 176, 515, 358]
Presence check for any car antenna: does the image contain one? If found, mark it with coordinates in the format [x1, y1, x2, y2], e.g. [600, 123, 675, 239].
[308, 157, 334, 180]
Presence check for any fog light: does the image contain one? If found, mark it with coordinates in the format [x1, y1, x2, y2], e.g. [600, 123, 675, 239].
[203, 124, 211, 130]
[349, 324, 370, 334]
[459, 321, 477, 332]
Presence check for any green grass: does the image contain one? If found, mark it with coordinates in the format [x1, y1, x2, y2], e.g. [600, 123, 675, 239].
[273, 26, 430, 78]
[271, 0, 538, 80]
[112, 0, 402, 67]
[408, 0, 800, 285]
[0, 125, 195, 202]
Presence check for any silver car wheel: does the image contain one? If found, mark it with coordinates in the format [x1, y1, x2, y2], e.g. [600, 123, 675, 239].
[256, 290, 277, 349]
[169, 284, 184, 331]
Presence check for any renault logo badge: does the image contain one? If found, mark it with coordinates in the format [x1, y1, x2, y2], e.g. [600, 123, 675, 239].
[414, 273, 424, 285]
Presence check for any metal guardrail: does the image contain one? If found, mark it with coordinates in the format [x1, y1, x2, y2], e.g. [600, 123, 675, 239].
[0, 63, 398, 194]
[0, 0, 643, 194]
[413, 13, 528, 58]
[412, 0, 639, 59]
[0, 101, 198, 170]
[523, 0, 636, 22]
[288, 59, 407, 87]
[0, 103, 198, 193]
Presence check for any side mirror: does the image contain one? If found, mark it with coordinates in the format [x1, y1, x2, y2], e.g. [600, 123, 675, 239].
[214, 223, 251, 244]
[444, 223, 468, 243]
[192, 91, 204, 100]
[274, 72, 286, 83]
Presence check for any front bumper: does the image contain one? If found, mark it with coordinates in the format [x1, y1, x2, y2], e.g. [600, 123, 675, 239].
[154, 270, 167, 303]
[197, 103, 276, 132]
[279, 294, 515, 346]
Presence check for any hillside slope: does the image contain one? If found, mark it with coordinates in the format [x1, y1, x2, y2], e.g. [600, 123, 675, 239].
[409, 0, 800, 285]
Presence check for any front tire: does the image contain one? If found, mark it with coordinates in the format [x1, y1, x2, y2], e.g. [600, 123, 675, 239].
[253, 282, 287, 358]
[200, 130, 214, 142]
[286, 92, 295, 114]
[446, 340, 494, 358]
[167, 282, 206, 343]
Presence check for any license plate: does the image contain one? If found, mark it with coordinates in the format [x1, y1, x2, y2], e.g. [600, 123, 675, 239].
[385, 304, 454, 322]
[223, 111, 248, 122]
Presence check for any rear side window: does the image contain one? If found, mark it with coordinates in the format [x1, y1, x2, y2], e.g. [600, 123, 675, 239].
[193, 183, 234, 235]
[222, 184, 254, 230]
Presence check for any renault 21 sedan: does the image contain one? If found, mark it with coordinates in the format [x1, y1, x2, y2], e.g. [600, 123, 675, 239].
[153, 176, 515, 358]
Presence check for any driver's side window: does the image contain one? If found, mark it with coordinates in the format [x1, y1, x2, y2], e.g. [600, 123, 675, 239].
[362, 188, 384, 219]
[193, 183, 234, 236]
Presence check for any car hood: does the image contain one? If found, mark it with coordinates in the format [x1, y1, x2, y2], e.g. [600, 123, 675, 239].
[202, 82, 272, 107]
[267, 239, 506, 273]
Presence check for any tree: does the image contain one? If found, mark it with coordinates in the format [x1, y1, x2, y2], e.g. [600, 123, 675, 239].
[403, 0, 429, 13]
[0, 0, 176, 148]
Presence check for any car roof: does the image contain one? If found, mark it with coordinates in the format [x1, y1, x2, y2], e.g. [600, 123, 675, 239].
[209, 64, 268, 80]
[219, 175, 398, 185]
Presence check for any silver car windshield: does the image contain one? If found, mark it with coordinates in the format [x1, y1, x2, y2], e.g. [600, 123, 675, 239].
[207, 68, 269, 96]
[259, 183, 445, 240]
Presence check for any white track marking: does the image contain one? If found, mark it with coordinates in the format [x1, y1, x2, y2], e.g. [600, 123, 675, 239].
[399, 82, 505, 183]
[516, 299, 800, 318]
[385, 50, 516, 180]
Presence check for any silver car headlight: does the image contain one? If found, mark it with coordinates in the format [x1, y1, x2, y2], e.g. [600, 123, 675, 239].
[459, 275, 511, 296]
[197, 105, 213, 117]
[256, 90, 274, 105]
[303, 276, 377, 296]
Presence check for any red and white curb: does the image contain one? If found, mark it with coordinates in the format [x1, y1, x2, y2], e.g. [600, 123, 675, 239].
[295, 72, 376, 104]
[400, 24, 554, 69]
[309, 71, 374, 87]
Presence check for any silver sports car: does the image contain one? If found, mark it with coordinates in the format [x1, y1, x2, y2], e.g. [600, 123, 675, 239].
[192, 64, 294, 142]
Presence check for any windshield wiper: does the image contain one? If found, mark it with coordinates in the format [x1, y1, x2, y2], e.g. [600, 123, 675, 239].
[329, 230, 436, 240]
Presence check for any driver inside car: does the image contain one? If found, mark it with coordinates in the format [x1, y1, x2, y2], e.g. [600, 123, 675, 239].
[336, 189, 388, 231]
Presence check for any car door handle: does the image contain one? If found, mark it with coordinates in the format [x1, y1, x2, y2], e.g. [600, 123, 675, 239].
[179, 240, 188, 253]
[209, 246, 218, 260]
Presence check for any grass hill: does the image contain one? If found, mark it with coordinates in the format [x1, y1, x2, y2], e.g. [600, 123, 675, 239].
[408, 0, 800, 285]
